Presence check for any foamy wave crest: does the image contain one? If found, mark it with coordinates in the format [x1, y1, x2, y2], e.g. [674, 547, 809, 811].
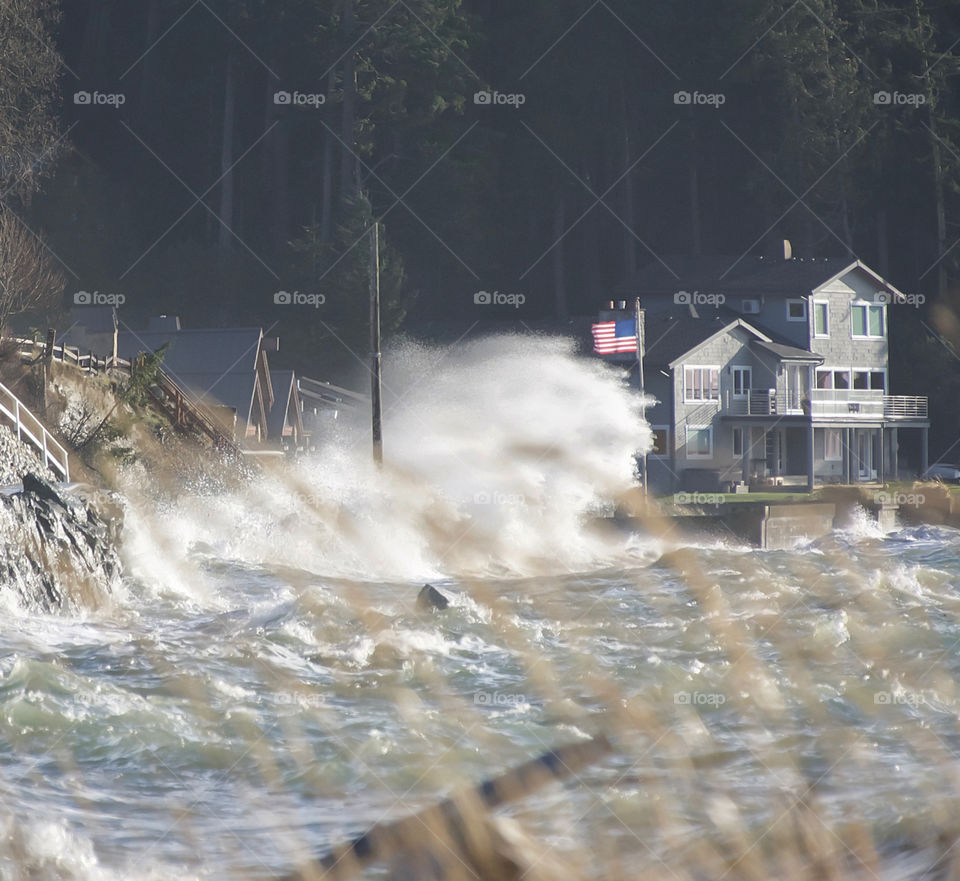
[120, 334, 651, 585]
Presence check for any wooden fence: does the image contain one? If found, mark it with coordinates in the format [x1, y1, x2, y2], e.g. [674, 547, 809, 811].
[16, 338, 240, 456]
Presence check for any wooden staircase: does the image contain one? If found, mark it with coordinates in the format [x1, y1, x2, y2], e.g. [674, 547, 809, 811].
[0, 381, 69, 480]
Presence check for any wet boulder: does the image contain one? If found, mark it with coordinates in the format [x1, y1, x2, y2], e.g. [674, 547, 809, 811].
[416, 583, 450, 611]
[0, 473, 122, 610]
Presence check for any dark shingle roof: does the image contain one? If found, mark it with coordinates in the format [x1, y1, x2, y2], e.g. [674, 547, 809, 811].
[621, 254, 859, 301]
[752, 339, 824, 362]
[116, 327, 264, 422]
[642, 310, 760, 367]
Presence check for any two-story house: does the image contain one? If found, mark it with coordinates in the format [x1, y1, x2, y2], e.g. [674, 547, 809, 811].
[605, 251, 929, 493]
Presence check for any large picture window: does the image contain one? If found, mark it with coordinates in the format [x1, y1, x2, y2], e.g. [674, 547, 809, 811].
[683, 366, 720, 402]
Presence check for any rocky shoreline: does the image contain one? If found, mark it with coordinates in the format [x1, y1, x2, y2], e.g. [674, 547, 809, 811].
[0, 471, 122, 611]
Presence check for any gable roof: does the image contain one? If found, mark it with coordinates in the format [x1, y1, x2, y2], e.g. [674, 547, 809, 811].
[623, 254, 906, 302]
[116, 327, 265, 423]
[640, 309, 770, 368]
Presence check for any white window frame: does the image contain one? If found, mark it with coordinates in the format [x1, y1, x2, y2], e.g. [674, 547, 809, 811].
[786, 298, 807, 322]
[812, 300, 829, 338]
[824, 428, 843, 461]
[732, 426, 743, 458]
[650, 425, 670, 457]
[683, 366, 720, 403]
[686, 425, 713, 459]
[816, 366, 857, 390]
[731, 366, 752, 398]
[851, 301, 885, 339]
[832, 368, 851, 390]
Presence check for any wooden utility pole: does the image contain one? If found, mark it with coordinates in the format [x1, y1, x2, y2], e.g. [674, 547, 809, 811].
[369, 222, 383, 465]
[635, 298, 647, 497]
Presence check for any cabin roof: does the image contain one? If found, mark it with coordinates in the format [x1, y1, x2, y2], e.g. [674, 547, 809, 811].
[116, 327, 265, 421]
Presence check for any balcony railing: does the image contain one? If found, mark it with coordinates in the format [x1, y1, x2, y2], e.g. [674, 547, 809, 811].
[727, 389, 928, 419]
[728, 390, 777, 415]
[809, 390, 928, 419]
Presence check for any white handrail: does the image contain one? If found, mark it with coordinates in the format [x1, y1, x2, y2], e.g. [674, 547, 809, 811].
[0, 382, 69, 481]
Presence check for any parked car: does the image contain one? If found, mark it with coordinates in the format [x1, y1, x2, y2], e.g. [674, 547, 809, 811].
[923, 464, 960, 483]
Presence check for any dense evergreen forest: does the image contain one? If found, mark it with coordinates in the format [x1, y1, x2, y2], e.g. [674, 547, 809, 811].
[4, 0, 960, 451]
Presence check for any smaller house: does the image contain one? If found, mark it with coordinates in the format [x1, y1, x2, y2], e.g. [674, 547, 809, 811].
[63, 312, 305, 451]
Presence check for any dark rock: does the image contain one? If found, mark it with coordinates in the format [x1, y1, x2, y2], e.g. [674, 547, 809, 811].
[417, 583, 449, 611]
[0, 473, 122, 610]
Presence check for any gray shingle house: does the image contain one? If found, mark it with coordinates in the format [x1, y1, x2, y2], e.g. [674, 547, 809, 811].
[609, 253, 930, 493]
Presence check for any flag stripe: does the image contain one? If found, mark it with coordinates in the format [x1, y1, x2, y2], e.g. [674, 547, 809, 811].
[591, 320, 638, 354]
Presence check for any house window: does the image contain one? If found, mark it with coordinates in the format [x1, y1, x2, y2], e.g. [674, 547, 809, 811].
[813, 301, 829, 337]
[786, 299, 807, 322]
[870, 371, 886, 391]
[732, 427, 743, 457]
[852, 303, 885, 338]
[824, 428, 842, 461]
[687, 425, 713, 459]
[853, 370, 868, 390]
[742, 298, 761, 314]
[683, 366, 720, 402]
[732, 366, 751, 397]
[816, 368, 854, 389]
[650, 426, 669, 456]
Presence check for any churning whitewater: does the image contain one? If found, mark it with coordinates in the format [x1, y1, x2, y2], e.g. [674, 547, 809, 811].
[121, 334, 653, 588]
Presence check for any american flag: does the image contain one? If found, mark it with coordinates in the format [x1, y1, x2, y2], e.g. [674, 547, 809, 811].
[591, 319, 637, 354]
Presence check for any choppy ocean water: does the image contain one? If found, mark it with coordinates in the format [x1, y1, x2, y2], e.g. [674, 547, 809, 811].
[2, 336, 958, 880]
